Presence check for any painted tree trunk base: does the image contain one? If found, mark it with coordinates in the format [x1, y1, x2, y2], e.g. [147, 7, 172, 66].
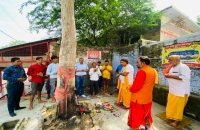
[66, 87, 77, 119]
[42, 91, 97, 130]
[43, 112, 94, 130]
[58, 87, 77, 119]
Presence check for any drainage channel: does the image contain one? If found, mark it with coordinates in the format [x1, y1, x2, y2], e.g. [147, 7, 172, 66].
[0, 101, 100, 130]
[0, 118, 30, 130]
[0, 120, 19, 130]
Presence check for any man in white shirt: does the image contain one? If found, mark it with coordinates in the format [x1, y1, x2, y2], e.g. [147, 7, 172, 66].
[89, 62, 101, 97]
[75, 58, 89, 98]
[96, 61, 102, 91]
[164, 55, 191, 127]
[116, 59, 134, 108]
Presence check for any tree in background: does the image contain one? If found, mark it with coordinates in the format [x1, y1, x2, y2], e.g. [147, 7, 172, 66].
[20, 0, 161, 46]
[197, 15, 200, 26]
[0, 40, 26, 49]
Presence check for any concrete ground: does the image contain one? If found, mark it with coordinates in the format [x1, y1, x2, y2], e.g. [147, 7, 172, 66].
[0, 93, 200, 130]
[0, 95, 54, 130]
[83, 94, 200, 130]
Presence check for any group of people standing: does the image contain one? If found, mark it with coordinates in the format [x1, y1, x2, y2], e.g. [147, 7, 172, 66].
[2, 56, 114, 117]
[27, 56, 59, 110]
[2, 54, 191, 130]
[75, 58, 113, 99]
[3, 56, 59, 116]
[74, 56, 159, 129]
[117, 55, 191, 130]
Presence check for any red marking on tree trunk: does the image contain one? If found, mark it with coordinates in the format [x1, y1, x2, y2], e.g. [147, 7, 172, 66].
[54, 66, 75, 101]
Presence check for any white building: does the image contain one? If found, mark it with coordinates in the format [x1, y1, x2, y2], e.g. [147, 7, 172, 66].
[160, 6, 200, 41]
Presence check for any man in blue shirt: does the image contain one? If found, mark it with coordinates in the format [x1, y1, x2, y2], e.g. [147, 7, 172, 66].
[3, 57, 27, 117]
[116, 61, 123, 74]
[46, 55, 59, 103]
[75, 58, 88, 98]
[97, 61, 102, 91]
[115, 60, 123, 84]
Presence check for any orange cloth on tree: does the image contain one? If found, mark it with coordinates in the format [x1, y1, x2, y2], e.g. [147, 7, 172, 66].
[54, 66, 75, 101]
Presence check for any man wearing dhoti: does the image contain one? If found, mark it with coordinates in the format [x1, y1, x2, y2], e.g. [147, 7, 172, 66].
[164, 55, 191, 127]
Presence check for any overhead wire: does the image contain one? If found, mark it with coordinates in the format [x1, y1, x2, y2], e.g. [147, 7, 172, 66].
[0, 17, 28, 40]
[0, 3, 35, 40]
[0, 29, 17, 40]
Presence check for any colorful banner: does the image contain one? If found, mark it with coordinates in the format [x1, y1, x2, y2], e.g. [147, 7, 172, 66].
[162, 42, 200, 68]
[87, 51, 101, 60]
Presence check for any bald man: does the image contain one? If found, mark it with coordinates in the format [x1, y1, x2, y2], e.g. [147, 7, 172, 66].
[164, 55, 191, 127]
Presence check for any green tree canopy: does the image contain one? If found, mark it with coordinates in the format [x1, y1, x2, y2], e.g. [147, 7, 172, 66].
[0, 40, 26, 49]
[20, 0, 161, 46]
[197, 15, 200, 26]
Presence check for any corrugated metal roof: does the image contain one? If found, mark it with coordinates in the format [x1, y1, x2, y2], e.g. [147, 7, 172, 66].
[0, 37, 59, 51]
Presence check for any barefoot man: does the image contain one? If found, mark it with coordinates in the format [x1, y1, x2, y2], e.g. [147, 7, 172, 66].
[128, 56, 158, 130]
[117, 59, 134, 109]
[101, 60, 112, 96]
[164, 55, 191, 127]
[27, 57, 47, 110]
[46, 55, 59, 103]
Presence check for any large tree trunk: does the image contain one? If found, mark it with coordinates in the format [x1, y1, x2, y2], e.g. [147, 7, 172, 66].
[55, 0, 77, 119]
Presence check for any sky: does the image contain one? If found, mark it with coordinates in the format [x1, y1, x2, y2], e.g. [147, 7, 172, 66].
[153, 0, 200, 21]
[0, 0, 200, 47]
[0, 0, 48, 47]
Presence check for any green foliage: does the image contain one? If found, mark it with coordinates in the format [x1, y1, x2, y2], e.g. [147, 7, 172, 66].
[197, 15, 200, 26]
[0, 40, 26, 49]
[20, 0, 61, 37]
[20, 0, 161, 46]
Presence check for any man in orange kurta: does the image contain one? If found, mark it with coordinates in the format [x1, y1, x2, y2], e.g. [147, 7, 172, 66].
[128, 56, 158, 130]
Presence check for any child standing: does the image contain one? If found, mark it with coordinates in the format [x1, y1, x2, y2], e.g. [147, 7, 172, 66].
[89, 62, 101, 97]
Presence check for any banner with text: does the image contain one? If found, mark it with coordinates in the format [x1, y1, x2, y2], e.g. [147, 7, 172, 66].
[162, 42, 200, 68]
[87, 51, 101, 60]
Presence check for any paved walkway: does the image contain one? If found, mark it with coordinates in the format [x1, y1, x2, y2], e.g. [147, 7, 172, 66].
[0, 94, 200, 130]
[81, 94, 200, 130]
